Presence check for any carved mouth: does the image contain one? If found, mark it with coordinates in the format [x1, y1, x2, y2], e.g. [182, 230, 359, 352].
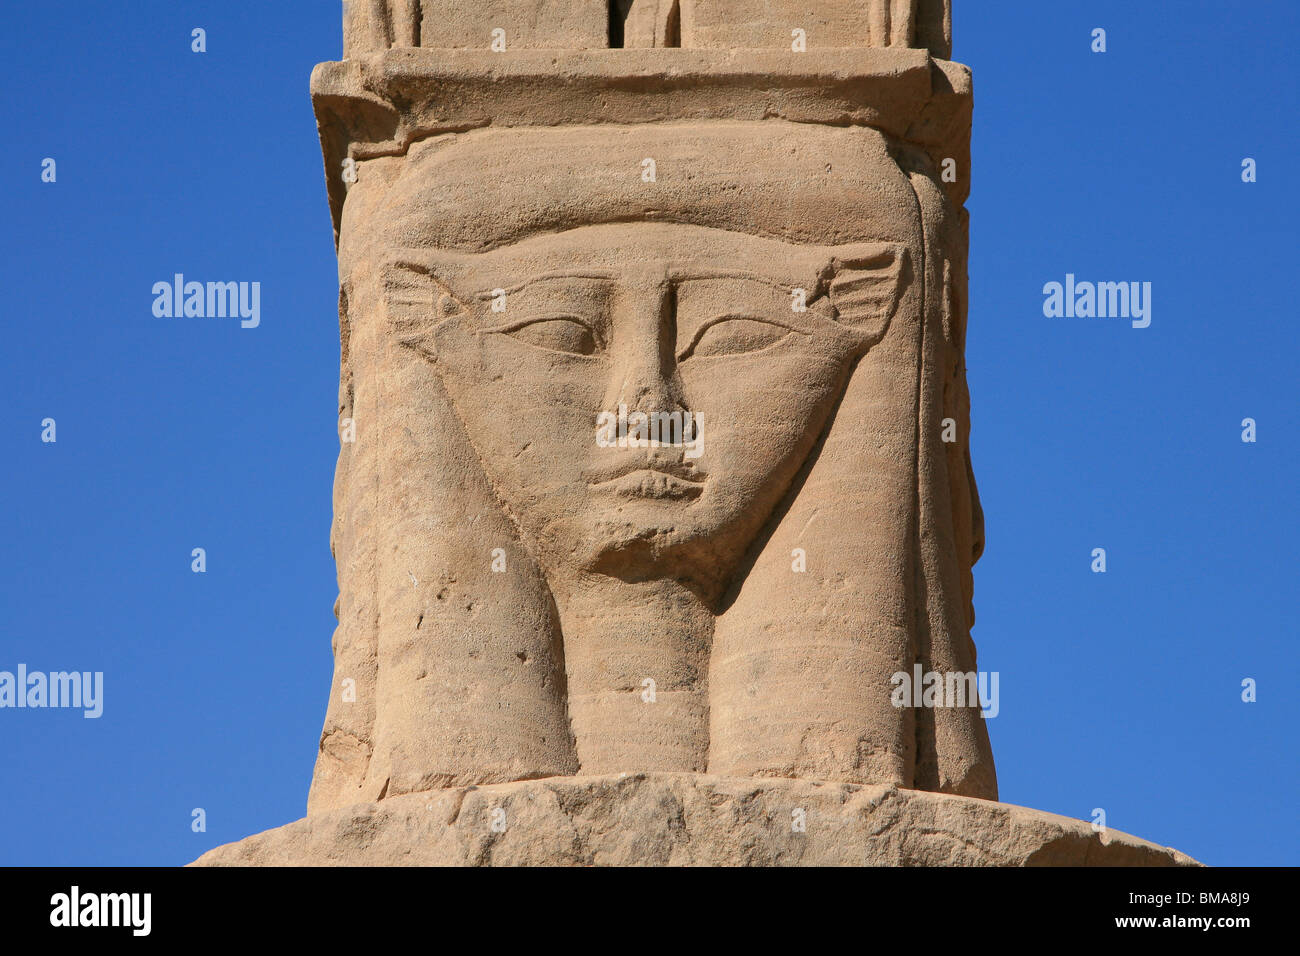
[590, 469, 705, 501]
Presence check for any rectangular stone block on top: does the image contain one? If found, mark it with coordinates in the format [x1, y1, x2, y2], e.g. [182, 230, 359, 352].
[343, 0, 608, 56]
[612, 0, 681, 48]
[417, 0, 608, 49]
[680, 0, 951, 56]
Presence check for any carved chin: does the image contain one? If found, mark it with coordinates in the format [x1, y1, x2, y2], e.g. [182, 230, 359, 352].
[513, 492, 762, 600]
[582, 526, 743, 599]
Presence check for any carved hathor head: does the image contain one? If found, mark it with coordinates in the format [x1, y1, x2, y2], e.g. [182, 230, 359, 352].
[381, 123, 916, 601]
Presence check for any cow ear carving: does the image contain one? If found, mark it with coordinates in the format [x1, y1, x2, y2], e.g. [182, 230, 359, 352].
[827, 244, 910, 346]
[382, 258, 470, 358]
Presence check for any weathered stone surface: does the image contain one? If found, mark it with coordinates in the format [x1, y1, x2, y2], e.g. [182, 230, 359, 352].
[194, 774, 1200, 867]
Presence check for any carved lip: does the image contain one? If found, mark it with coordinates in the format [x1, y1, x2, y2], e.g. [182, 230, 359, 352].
[585, 457, 706, 500]
[583, 457, 705, 484]
[591, 469, 705, 501]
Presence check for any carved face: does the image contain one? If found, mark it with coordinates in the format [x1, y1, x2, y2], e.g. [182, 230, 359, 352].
[388, 222, 907, 597]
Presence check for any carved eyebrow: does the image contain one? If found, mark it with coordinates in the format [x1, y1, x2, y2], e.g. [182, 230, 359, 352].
[474, 267, 834, 299]
[671, 268, 783, 285]
[473, 271, 617, 299]
[668, 268, 831, 297]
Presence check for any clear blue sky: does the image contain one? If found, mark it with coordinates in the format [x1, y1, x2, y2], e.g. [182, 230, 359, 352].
[1, 1, 1295, 866]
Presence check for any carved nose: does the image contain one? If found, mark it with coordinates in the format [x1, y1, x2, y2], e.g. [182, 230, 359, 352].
[597, 277, 702, 449]
[609, 355, 698, 447]
[604, 278, 691, 425]
[620, 376, 680, 416]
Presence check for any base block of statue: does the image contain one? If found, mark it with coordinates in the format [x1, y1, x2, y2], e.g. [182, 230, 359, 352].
[191, 773, 1199, 867]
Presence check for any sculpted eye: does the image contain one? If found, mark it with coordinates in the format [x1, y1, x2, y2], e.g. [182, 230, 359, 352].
[678, 316, 793, 361]
[492, 315, 601, 356]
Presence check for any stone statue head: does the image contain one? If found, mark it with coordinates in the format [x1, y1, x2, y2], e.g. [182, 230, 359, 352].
[382, 124, 915, 601]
